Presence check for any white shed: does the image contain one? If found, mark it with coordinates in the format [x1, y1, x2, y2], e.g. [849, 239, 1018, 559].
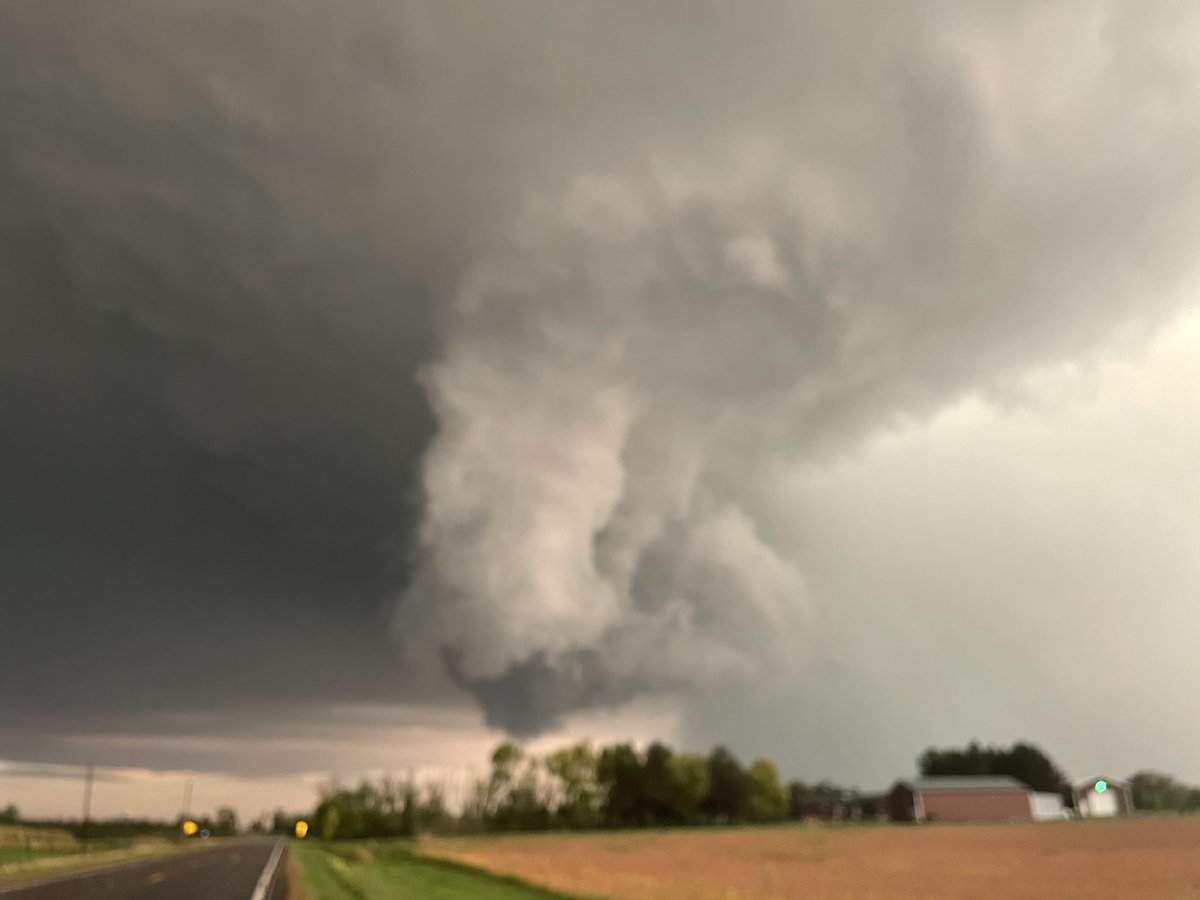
[1073, 776, 1133, 817]
[1029, 792, 1069, 821]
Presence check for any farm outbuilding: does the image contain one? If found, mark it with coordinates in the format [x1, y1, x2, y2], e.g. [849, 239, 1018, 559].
[1073, 776, 1133, 817]
[886, 776, 1033, 823]
[792, 792, 887, 822]
[1029, 791, 1070, 821]
[792, 794, 856, 822]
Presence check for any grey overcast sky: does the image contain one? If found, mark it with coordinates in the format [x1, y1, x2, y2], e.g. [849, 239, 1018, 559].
[3, 0, 1200, 819]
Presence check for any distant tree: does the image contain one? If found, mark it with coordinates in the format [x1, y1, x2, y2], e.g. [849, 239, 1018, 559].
[420, 782, 452, 832]
[486, 742, 525, 817]
[786, 779, 858, 820]
[507, 766, 551, 831]
[669, 753, 710, 825]
[1186, 788, 1200, 812]
[319, 804, 340, 841]
[460, 777, 490, 832]
[641, 742, 680, 825]
[919, 741, 990, 778]
[787, 781, 808, 818]
[747, 759, 789, 823]
[0, 804, 18, 824]
[919, 741, 1066, 793]
[379, 775, 401, 816]
[213, 807, 239, 837]
[546, 742, 599, 829]
[1003, 743, 1067, 793]
[398, 778, 419, 836]
[704, 746, 750, 824]
[270, 809, 295, 835]
[1130, 771, 1194, 811]
[598, 743, 645, 827]
[483, 744, 551, 832]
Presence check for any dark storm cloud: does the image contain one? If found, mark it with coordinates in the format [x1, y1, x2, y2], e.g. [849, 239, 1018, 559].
[0, 0, 461, 766]
[3, 0, 1200, 780]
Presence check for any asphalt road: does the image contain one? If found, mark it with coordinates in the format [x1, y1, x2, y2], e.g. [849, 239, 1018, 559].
[0, 841, 290, 900]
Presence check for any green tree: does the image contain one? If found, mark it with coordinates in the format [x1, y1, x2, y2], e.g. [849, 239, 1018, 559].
[398, 778, 419, 836]
[420, 782, 452, 832]
[546, 742, 599, 829]
[919, 741, 989, 777]
[747, 759, 788, 822]
[919, 741, 1065, 793]
[641, 742, 680, 825]
[1003, 743, 1067, 793]
[0, 804, 18, 824]
[598, 743, 645, 827]
[485, 743, 550, 831]
[270, 809, 295, 835]
[460, 777, 490, 832]
[379, 774, 400, 815]
[213, 806, 239, 837]
[1130, 771, 1191, 810]
[704, 746, 750, 824]
[319, 803, 340, 840]
[487, 742, 525, 817]
[669, 753, 710, 825]
[1186, 788, 1200, 812]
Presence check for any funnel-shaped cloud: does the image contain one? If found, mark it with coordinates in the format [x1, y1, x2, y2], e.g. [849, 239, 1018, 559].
[398, 2, 1200, 733]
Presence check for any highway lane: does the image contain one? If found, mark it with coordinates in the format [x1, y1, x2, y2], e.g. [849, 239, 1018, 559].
[0, 841, 290, 900]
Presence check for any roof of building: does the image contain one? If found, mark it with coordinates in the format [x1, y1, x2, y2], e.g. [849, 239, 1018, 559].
[899, 776, 1029, 793]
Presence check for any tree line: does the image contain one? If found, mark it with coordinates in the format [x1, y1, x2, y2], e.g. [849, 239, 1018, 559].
[918, 741, 1068, 793]
[1128, 772, 1200, 812]
[293, 740, 855, 840]
[0, 810, 242, 841]
[292, 739, 1200, 839]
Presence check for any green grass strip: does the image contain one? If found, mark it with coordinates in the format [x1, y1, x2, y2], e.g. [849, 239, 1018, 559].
[293, 839, 579, 900]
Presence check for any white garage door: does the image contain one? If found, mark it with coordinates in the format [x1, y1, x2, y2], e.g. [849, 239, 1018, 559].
[1088, 789, 1119, 817]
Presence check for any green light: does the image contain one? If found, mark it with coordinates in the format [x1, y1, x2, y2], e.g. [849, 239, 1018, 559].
[1095, 780, 1108, 794]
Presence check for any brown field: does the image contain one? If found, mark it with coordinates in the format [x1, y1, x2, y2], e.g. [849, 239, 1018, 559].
[420, 817, 1200, 900]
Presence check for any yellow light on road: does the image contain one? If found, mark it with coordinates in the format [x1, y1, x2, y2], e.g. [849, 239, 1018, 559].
[182, 820, 199, 836]
[294, 820, 309, 839]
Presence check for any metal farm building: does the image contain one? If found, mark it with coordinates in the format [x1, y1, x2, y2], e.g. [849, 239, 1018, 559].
[886, 776, 1039, 823]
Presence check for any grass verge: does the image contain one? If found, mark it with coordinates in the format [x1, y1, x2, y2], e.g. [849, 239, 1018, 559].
[292, 839, 579, 900]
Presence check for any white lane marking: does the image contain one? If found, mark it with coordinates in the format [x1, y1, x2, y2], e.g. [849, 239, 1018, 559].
[249, 842, 284, 900]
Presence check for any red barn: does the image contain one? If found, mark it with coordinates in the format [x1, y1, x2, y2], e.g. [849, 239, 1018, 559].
[886, 776, 1032, 823]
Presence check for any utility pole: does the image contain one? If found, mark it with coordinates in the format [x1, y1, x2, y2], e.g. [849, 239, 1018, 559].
[82, 764, 94, 844]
